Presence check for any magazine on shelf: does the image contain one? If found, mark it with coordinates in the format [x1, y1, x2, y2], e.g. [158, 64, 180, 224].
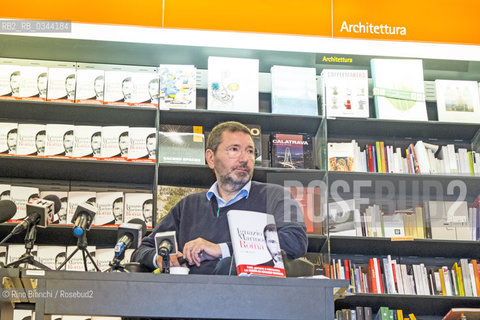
[158, 64, 196, 110]
[271, 65, 318, 116]
[227, 210, 286, 277]
[371, 59, 428, 121]
[207, 56, 259, 113]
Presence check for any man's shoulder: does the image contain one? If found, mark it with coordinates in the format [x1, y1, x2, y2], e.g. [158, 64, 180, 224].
[178, 190, 208, 204]
[251, 181, 285, 194]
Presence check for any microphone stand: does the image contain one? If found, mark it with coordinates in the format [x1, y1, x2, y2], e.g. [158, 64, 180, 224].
[108, 250, 126, 272]
[5, 224, 51, 270]
[160, 252, 171, 274]
[56, 232, 100, 272]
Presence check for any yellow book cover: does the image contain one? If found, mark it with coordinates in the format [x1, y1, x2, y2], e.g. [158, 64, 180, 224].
[376, 141, 383, 173]
[414, 206, 425, 239]
[453, 262, 465, 296]
[438, 268, 446, 296]
[409, 313, 417, 320]
[396, 309, 403, 320]
[380, 141, 387, 173]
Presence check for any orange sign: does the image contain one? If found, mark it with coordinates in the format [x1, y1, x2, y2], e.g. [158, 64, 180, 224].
[2, 0, 480, 45]
[332, 0, 480, 45]
[1, 0, 163, 28]
[163, 0, 332, 36]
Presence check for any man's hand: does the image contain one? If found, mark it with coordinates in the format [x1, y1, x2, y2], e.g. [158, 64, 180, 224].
[182, 238, 221, 267]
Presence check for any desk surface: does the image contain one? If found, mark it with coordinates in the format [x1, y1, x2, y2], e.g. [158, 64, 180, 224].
[14, 270, 346, 320]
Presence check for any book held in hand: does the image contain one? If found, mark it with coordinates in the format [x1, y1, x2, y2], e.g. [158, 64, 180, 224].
[227, 210, 286, 277]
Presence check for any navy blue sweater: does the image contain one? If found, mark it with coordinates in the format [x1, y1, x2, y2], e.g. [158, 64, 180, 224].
[131, 181, 308, 274]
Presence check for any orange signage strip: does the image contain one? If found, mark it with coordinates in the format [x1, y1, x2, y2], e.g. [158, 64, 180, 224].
[332, 0, 480, 45]
[1, 0, 163, 28]
[2, 0, 480, 46]
[163, 0, 332, 37]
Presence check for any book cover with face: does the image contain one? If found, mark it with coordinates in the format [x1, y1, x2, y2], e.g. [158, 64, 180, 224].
[16, 124, 46, 156]
[94, 192, 124, 226]
[47, 63, 77, 102]
[37, 245, 67, 270]
[75, 64, 104, 104]
[0, 60, 21, 99]
[124, 193, 153, 228]
[72, 125, 102, 158]
[44, 124, 75, 157]
[101, 126, 129, 159]
[127, 68, 159, 107]
[15, 63, 49, 101]
[104, 69, 132, 106]
[127, 127, 156, 161]
[10, 186, 39, 220]
[0, 122, 18, 154]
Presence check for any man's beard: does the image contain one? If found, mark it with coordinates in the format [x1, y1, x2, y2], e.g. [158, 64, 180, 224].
[219, 167, 251, 192]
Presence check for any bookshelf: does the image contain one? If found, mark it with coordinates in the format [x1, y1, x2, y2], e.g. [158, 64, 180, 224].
[0, 28, 480, 320]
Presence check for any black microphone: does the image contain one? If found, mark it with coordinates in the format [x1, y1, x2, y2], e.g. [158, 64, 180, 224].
[155, 231, 177, 257]
[0, 200, 16, 223]
[71, 202, 97, 237]
[114, 218, 147, 258]
[10, 195, 60, 235]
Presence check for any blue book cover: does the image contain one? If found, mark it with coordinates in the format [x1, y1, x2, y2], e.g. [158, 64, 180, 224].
[271, 65, 318, 116]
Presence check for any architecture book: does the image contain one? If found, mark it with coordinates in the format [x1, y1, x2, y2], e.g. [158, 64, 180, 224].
[227, 210, 286, 277]
[159, 64, 196, 110]
[207, 56, 259, 113]
[271, 65, 318, 116]
[270, 133, 314, 169]
[321, 69, 369, 118]
[435, 80, 480, 123]
[371, 59, 428, 121]
[328, 142, 355, 172]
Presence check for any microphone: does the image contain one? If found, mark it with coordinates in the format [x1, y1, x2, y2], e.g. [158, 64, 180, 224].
[154, 231, 177, 257]
[71, 202, 97, 237]
[10, 195, 60, 235]
[0, 200, 16, 223]
[114, 218, 147, 258]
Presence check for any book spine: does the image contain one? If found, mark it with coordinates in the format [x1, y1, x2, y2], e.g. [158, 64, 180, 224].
[380, 141, 387, 173]
[368, 145, 374, 172]
[376, 142, 383, 173]
[471, 259, 480, 296]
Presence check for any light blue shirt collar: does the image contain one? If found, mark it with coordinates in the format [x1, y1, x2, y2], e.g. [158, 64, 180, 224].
[206, 181, 251, 208]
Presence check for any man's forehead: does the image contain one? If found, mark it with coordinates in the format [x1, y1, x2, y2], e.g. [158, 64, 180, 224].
[221, 131, 254, 145]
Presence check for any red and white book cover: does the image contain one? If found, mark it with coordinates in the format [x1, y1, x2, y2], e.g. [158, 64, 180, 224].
[94, 191, 124, 226]
[227, 210, 286, 277]
[36, 245, 67, 270]
[72, 125, 102, 158]
[127, 127, 156, 162]
[46, 63, 77, 103]
[14, 63, 49, 101]
[16, 124, 46, 156]
[0, 59, 21, 99]
[75, 63, 104, 105]
[39, 191, 68, 224]
[100, 126, 129, 159]
[124, 193, 153, 228]
[44, 124, 75, 157]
